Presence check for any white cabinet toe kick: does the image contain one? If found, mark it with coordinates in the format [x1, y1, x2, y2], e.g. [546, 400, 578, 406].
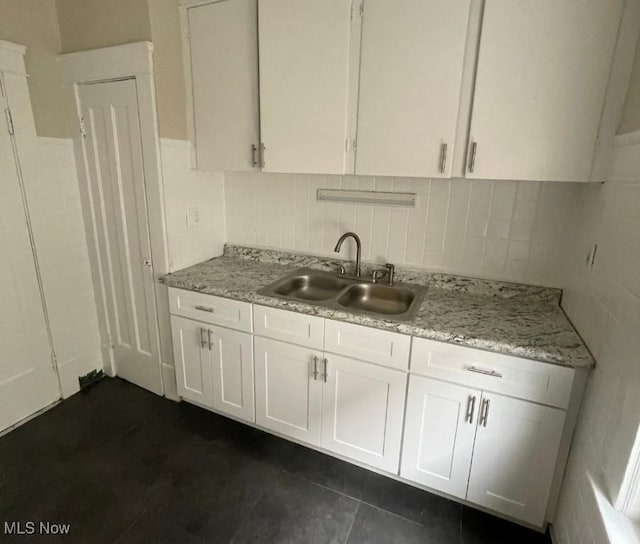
[167, 287, 586, 530]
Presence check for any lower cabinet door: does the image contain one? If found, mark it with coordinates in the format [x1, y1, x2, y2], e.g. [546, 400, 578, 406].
[254, 337, 323, 446]
[171, 315, 214, 407]
[321, 355, 407, 473]
[466, 392, 565, 527]
[400, 376, 480, 499]
[211, 326, 255, 423]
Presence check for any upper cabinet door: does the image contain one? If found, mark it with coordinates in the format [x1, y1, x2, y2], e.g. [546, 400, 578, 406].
[355, 0, 472, 178]
[258, 0, 353, 174]
[187, 0, 260, 171]
[467, 0, 623, 181]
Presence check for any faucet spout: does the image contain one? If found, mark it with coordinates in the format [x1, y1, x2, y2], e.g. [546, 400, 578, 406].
[334, 232, 362, 277]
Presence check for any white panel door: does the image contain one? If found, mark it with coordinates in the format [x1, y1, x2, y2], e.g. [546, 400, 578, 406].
[188, 0, 260, 171]
[355, 0, 471, 178]
[254, 337, 323, 446]
[211, 326, 254, 422]
[467, 0, 622, 181]
[0, 75, 60, 432]
[466, 392, 565, 526]
[400, 376, 479, 499]
[78, 80, 162, 394]
[321, 354, 407, 473]
[171, 316, 214, 407]
[258, 0, 353, 173]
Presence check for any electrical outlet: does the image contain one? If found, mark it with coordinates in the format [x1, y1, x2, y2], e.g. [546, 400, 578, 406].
[187, 207, 201, 230]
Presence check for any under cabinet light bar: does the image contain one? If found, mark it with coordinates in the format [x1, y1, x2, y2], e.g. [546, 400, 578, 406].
[316, 189, 417, 207]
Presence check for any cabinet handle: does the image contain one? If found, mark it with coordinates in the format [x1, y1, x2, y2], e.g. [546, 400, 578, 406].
[468, 141, 477, 173]
[207, 329, 213, 351]
[251, 144, 258, 167]
[200, 328, 208, 349]
[195, 305, 214, 313]
[313, 356, 319, 381]
[479, 398, 490, 427]
[259, 142, 266, 168]
[467, 366, 503, 378]
[439, 142, 448, 174]
[323, 358, 328, 383]
[465, 395, 476, 424]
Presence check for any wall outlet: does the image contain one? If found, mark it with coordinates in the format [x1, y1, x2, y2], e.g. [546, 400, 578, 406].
[187, 207, 201, 230]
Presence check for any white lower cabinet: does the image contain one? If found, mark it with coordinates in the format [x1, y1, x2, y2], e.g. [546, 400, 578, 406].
[400, 376, 480, 499]
[171, 315, 255, 423]
[254, 336, 324, 446]
[322, 354, 407, 472]
[466, 392, 565, 527]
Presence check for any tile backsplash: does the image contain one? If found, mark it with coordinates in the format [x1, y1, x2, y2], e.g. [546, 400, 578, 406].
[225, 171, 584, 287]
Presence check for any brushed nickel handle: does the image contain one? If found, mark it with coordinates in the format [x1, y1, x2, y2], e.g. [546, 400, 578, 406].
[465, 395, 476, 424]
[313, 356, 319, 381]
[200, 328, 208, 349]
[207, 329, 213, 351]
[323, 358, 328, 383]
[479, 398, 490, 427]
[467, 366, 503, 378]
[251, 144, 258, 167]
[439, 142, 448, 174]
[260, 142, 266, 168]
[468, 141, 477, 173]
[195, 305, 214, 313]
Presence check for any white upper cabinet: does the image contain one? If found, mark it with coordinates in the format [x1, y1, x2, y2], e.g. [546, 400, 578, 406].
[258, 0, 354, 174]
[186, 0, 260, 171]
[466, 0, 623, 181]
[355, 0, 472, 178]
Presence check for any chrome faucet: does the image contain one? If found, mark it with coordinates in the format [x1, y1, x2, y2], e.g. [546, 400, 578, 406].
[334, 232, 362, 277]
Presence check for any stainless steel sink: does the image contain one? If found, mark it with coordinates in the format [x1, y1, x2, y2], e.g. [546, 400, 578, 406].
[337, 283, 416, 315]
[258, 268, 426, 321]
[271, 272, 349, 301]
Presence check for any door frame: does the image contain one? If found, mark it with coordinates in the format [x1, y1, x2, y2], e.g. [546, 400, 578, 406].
[59, 42, 175, 398]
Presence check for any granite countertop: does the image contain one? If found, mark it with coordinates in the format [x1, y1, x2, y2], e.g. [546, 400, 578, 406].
[160, 245, 594, 369]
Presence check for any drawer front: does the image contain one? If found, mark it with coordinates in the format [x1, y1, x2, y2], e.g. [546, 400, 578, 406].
[410, 337, 574, 409]
[253, 305, 324, 350]
[324, 319, 411, 370]
[169, 288, 252, 332]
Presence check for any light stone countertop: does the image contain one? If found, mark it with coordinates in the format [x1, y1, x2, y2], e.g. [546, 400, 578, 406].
[160, 245, 594, 369]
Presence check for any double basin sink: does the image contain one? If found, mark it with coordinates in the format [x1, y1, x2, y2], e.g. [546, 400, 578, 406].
[258, 268, 427, 321]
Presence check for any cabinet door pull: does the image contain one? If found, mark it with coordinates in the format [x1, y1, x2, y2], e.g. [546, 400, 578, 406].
[207, 329, 213, 351]
[465, 395, 476, 424]
[195, 305, 214, 313]
[200, 328, 208, 349]
[468, 141, 478, 173]
[439, 142, 448, 174]
[467, 366, 503, 378]
[251, 144, 258, 167]
[323, 358, 328, 383]
[313, 356, 319, 381]
[479, 398, 490, 427]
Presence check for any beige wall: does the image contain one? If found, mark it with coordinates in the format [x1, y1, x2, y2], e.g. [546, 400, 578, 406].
[618, 35, 640, 134]
[56, 0, 151, 53]
[0, 0, 68, 137]
[147, 0, 187, 140]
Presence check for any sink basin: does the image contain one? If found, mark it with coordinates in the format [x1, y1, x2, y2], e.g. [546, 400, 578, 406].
[271, 272, 348, 301]
[337, 283, 416, 315]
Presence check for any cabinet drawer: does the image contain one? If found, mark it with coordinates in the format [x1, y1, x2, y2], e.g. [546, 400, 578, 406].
[253, 305, 324, 350]
[169, 288, 252, 332]
[324, 319, 411, 370]
[410, 337, 574, 409]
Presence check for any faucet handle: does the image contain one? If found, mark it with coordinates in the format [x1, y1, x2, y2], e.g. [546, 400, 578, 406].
[371, 268, 387, 284]
[337, 264, 346, 276]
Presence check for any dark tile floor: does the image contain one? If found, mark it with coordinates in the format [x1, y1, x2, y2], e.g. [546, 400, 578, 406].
[0, 378, 552, 543]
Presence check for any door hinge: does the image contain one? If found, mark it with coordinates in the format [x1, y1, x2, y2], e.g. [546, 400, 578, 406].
[350, 2, 354, 19]
[79, 116, 86, 138]
[4, 108, 14, 135]
[107, 332, 114, 350]
[360, 1, 364, 17]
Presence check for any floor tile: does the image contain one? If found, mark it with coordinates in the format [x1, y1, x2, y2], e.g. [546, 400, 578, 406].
[461, 506, 551, 544]
[230, 471, 360, 544]
[347, 503, 441, 544]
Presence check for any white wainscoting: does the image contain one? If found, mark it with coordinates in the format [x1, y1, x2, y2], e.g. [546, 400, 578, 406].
[224, 171, 584, 287]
